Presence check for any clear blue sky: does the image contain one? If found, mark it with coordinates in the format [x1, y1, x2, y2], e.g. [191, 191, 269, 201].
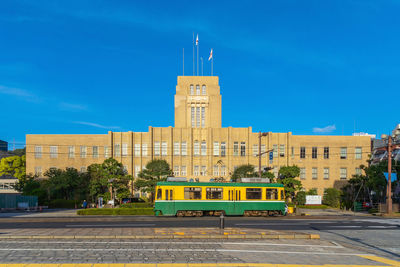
[1, 1, 399, 149]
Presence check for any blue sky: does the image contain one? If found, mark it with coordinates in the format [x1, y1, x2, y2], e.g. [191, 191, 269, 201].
[1, 1, 399, 149]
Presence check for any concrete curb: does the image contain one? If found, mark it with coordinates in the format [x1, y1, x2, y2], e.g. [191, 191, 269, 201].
[0, 234, 319, 239]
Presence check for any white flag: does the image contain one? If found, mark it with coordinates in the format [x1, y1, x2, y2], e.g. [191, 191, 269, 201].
[196, 34, 199, 46]
[208, 49, 213, 61]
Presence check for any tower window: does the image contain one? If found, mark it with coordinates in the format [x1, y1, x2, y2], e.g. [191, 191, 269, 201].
[196, 107, 200, 127]
[196, 85, 200, 95]
[201, 107, 205, 127]
[190, 84, 194, 95]
[202, 85, 206, 95]
[191, 107, 195, 128]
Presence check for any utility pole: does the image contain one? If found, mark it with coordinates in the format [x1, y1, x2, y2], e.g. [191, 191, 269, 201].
[257, 132, 270, 178]
[387, 136, 392, 214]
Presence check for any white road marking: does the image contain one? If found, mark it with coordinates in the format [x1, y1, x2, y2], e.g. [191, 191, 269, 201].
[65, 224, 156, 227]
[0, 241, 342, 248]
[235, 223, 309, 226]
[367, 225, 397, 229]
[0, 248, 372, 256]
[330, 226, 362, 228]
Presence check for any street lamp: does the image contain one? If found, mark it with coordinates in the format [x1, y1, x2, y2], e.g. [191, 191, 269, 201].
[257, 132, 273, 178]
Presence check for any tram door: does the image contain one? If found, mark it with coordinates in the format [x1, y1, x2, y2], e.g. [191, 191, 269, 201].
[164, 188, 175, 215]
[228, 189, 241, 214]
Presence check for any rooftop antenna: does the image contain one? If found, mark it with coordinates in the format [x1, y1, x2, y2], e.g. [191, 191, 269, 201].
[196, 34, 199, 76]
[201, 57, 203, 76]
[192, 33, 195, 76]
[182, 48, 184, 76]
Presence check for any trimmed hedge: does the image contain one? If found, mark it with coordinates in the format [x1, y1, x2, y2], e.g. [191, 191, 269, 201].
[77, 208, 154, 216]
[119, 203, 153, 208]
[297, 205, 329, 209]
[49, 199, 79, 209]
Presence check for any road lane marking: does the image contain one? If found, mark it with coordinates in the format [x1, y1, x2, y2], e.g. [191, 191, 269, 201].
[330, 226, 362, 228]
[65, 224, 156, 227]
[358, 255, 400, 266]
[0, 240, 342, 248]
[367, 225, 397, 229]
[235, 223, 309, 226]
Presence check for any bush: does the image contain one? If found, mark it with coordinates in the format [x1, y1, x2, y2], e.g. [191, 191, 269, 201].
[77, 208, 154, 216]
[368, 208, 379, 214]
[49, 199, 79, 208]
[119, 203, 153, 208]
[296, 191, 306, 205]
[323, 188, 342, 208]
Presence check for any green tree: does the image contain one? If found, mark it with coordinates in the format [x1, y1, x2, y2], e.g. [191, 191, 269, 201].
[277, 165, 302, 202]
[10, 147, 26, 156]
[231, 164, 274, 182]
[0, 155, 26, 180]
[134, 159, 172, 202]
[323, 188, 342, 208]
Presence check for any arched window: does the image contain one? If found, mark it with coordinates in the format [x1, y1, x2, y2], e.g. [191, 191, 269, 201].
[202, 85, 206, 95]
[190, 85, 194, 95]
[196, 85, 200, 95]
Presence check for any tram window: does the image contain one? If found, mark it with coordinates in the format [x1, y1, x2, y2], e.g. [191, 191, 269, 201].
[266, 189, 278, 200]
[280, 190, 285, 200]
[184, 187, 202, 199]
[206, 188, 223, 199]
[157, 189, 162, 200]
[165, 190, 169, 200]
[246, 188, 262, 199]
[239, 191, 241, 200]
[170, 190, 173, 200]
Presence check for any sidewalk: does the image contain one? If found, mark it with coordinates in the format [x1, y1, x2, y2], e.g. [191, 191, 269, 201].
[298, 208, 371, 216]
[0, 227, 319, 239]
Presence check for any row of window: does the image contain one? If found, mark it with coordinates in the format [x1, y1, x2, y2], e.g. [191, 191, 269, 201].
[34, 144, 363, 160]
[299, 167, 362, 180]
[157, 187, 282, 201]
[189, 84, 207, 95]
[191, 106, 206, 128]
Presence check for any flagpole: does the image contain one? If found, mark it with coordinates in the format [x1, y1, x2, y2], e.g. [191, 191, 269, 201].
[192, 33, 195, 76]
[201, 57, 203, 76]
[183, 48, 185, 76]
[211, 57, 213, 76]
[197, 38, 199, 76]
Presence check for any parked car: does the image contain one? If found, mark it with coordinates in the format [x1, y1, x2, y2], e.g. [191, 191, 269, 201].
[121, 197, 145, 204]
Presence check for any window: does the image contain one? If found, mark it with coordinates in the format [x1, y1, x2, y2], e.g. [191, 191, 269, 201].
[355, 168, 362, 175]
[157, 189, 162, 200]
[50, 146, 58, 158]
[34, 146, 42, 158]
[114, 144, 120, 157]
[323, 168, 329, 180]
[194, 141, 200, 156]
[201, 107, 205, 127]
[190, 84, 194, 95]
[206, 188, 223, 199]
[181, 166, 186, 176]
[221, 166, 226, 176]
[266, 189, 278, 200]
[196, 85, 200, 95]
[201, 141, 207, 156]
[184, 187, 201, 199]
[142, 144, 148, 156]
[240, 142, 246, 156]
[173, 166, 179, 176]
[191, 107, 195, 128]
[253, 144, 258, 157]
[300, 168, 306, 180]
[194, 165, 199, 176]
[161, 141, 167, 156]
[80, 146, 87, 158]
[68, 146, 74, 158]
[80, 166, 86, 173]
[355, 147, 362, 159]
[312, 168, 317, 180]
[340, 147, 347, 159]
[213, 142, 219, 156]
[300, 147, 306, 159]
[135, 165, 140, 178]
[340, 168, 347, 180]
[181, 142, 187, 156]
[34, 166, 42, 177]
[280, 190, 285, 200]
[123, 165, 128, 173]
[312, 147, 317, 159]
[134, 144, 141, 157]
[324, 147, 329, 159]
[213, 165, 219, 176]
[273, 144, 278, 158]
[173, 142, 180, 156]
[122, 143, 128, 157]
[233, 142, 239, 156]
[221, 142, 226, 157]
[196, 107, 200, 127]
[246, 188, 262, 200]
[201, 166, 207, 176]
[92, 146, 99, 158]
[104, 146, 109, 158]
[202, 85, 206, 95]
[279, 144, 285, 157]
[154, 142, 160, 156]
[261, 145, 266, 157]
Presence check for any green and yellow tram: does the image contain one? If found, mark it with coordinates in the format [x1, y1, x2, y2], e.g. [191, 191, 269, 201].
[154, 181, 286, 216]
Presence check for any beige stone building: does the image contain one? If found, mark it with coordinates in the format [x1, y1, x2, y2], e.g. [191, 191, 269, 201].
[26, 76, 371, 196]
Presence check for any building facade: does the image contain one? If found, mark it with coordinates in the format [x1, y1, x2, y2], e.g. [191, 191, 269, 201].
[26, 76, 371, 196]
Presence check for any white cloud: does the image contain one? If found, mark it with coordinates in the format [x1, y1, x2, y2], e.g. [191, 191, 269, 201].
[74, 121, 120, 130]
[313, 124, 336, 133]
[59, 102, 88, 111]
[0, 85, 40, 102]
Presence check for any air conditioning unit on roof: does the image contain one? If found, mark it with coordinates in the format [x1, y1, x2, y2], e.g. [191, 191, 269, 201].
[166, 177, 187, 182]
[238, 177, 270, 183]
